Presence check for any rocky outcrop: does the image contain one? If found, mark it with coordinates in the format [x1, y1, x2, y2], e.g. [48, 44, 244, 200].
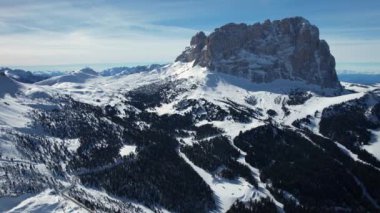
[176, 17, 341, 88]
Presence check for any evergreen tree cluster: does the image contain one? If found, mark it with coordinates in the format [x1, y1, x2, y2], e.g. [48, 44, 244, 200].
[320, 94, 380, 168]
[286, 89, 312, 105]
[227, 198, 277, 213]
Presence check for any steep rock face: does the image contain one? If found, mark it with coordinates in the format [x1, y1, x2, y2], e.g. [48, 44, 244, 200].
[176, 17, 341, 88]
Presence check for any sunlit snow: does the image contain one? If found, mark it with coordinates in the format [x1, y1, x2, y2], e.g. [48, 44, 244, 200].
[119, 145, 137, 156]
[363, 130, 380, 160]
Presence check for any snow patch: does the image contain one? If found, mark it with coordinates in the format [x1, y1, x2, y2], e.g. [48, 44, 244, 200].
[363, 129, 380, 160]
[179, 150, 255, 212]
[65, 139, 81, 153]
[119, 145, 137, 157]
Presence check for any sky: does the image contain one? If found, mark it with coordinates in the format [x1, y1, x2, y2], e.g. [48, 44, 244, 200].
[0, 0, 379, 73]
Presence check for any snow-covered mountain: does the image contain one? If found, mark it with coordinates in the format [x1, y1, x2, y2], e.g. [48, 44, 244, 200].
[0, 17, 380, 213]
[35, 67, 99, 86]
[0, 68, 51, 84]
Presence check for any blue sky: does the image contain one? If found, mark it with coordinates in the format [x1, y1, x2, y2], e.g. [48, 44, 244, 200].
[0, 0, 379, 72]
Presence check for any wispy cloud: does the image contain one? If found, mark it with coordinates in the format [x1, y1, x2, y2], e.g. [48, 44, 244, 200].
[0, 0, 198, 67]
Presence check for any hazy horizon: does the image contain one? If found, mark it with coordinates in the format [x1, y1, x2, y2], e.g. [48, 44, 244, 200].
[2, 62, 379, 74]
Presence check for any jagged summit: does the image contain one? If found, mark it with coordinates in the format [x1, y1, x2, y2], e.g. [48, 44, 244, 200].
[176, 16, 340, 88]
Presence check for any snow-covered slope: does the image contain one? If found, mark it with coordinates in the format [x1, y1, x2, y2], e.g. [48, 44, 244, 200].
[2, 189, 85, 213]
[1, 61, 379, 212]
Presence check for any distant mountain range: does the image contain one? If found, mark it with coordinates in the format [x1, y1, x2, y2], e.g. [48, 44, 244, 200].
[338, 73, 380, 85]
[2, 65, 378, 86]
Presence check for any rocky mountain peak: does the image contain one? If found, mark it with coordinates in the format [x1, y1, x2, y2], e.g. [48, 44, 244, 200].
[176, 16, 341, 88]
[190, 31, 207, 47]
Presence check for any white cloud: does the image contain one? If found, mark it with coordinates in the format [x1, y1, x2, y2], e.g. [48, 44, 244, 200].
[0, 1, 197, 67]
[0, 31, 191, 66]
